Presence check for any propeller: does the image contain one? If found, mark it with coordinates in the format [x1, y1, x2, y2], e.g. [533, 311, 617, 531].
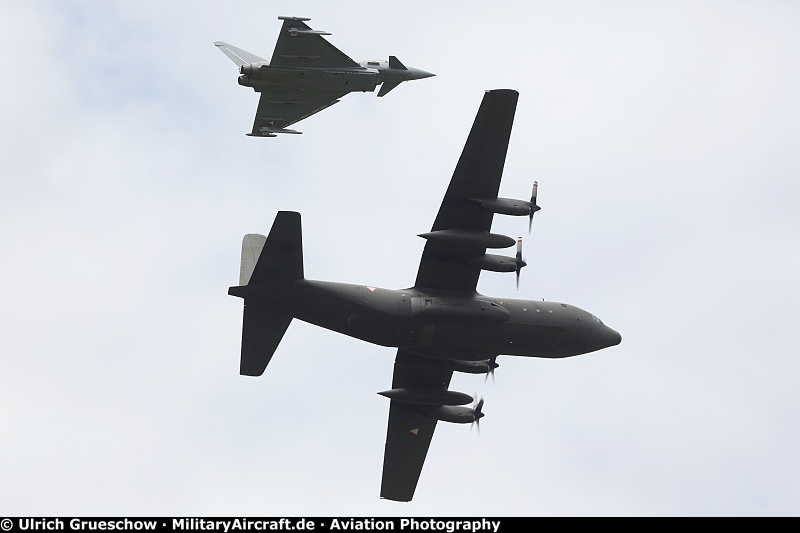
[471, 395, 485, 434]
[515, 237, 527, 290]
[528, 181, 542, 234]
[485, 356, 499, 384]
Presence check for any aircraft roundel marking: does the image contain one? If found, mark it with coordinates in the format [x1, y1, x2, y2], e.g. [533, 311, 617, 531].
[367, 287, 377, 292]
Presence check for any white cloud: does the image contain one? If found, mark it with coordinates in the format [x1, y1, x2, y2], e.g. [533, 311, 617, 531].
[2, 0, 799, 516]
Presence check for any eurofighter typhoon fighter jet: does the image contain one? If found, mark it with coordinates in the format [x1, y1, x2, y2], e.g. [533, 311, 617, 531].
[228, 90, 622, 501]
[215, 16, 434, 137]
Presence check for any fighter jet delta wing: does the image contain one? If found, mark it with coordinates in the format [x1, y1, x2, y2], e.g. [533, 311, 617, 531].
[241, 17, 362, 136]
[414, 89, 521, 292]
[270, 16, 360, 68]
[247, 90, 347, 137]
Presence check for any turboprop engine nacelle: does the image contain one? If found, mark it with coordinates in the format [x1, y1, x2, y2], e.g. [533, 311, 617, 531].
[425, 405, 483, 424]
[468, 253, 519, 273]
[471, 197, 533, 216]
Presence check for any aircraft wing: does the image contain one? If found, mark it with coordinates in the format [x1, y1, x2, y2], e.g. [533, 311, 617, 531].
[414, 89, 519, 292]
[380, 349, 453, 502]
[248, 88, 349, 135]
[270, 17, 360, 69]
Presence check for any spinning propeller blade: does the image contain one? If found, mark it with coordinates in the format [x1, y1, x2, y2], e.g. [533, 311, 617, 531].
[471, 396, 485, 434]
[515, 238, 527, 290]
[528, 181, 541, 234]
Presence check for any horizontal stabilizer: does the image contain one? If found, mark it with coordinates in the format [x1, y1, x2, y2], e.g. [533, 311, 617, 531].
[214, 41, 267, 67]
[239, 303, 293, 376]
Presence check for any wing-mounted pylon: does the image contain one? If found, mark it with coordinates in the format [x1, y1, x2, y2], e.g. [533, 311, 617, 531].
[280, 16, 331, 37]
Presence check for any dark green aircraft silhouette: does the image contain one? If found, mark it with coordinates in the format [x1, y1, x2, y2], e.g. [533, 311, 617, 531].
[228, 89, 621, 501]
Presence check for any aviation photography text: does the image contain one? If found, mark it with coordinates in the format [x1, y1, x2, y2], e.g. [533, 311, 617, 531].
[6, 519, 505, 533]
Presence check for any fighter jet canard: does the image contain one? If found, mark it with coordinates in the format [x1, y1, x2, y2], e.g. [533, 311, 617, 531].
[228, 89, 622, 501]
[214, 16, 434, 137]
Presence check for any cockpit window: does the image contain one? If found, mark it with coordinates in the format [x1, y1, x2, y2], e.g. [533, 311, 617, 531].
[591, 314, 603, 324]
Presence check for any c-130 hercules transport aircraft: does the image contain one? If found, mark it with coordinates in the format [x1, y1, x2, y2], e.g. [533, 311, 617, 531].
[228, 89, 622, 501]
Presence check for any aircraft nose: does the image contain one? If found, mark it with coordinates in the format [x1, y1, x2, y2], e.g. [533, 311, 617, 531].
[584, 319, 621, 352]
[408, 67, 435, 80]
[602, 326, 622, 348]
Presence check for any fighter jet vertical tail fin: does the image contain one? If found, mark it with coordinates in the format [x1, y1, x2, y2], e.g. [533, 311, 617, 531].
[228, 211, 303, 377]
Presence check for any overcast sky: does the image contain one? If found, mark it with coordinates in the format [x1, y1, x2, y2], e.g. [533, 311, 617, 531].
[2, 0, 799, 517]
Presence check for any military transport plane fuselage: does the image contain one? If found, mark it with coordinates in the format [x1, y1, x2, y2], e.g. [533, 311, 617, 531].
[215, 16, 434, 137]
[230, 278, 619, 367]
[228, 90, 621, 502]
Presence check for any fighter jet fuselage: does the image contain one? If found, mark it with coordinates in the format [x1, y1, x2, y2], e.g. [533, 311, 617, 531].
[237, 60, 432, 95]
[238, 64, 381, 93]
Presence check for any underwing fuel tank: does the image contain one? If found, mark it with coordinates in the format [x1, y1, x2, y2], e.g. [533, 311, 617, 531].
[377, 388, 473, 406]
[417, 229, 516, 250]
[411, 296, 510, 325]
